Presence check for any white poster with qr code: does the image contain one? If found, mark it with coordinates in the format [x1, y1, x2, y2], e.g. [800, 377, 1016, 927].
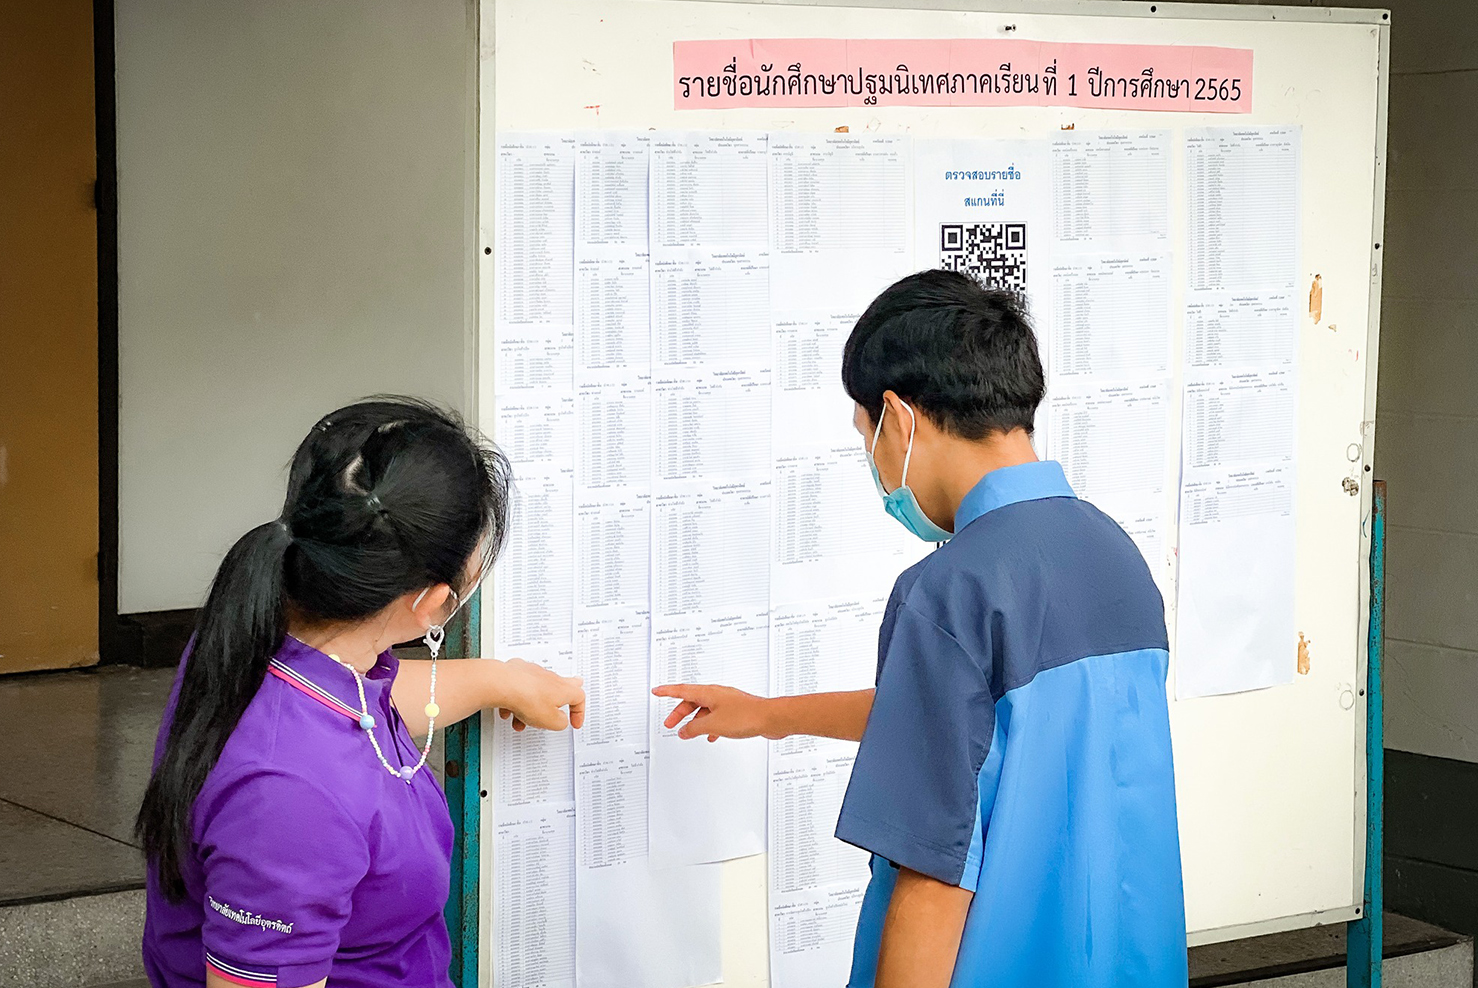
[913, 138, 1054, 429]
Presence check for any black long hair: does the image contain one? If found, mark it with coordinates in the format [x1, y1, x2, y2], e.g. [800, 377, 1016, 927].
[137, 397, 512, 900]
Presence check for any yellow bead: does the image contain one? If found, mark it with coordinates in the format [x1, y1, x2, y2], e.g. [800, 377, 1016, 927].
[425, 702, 441, 719]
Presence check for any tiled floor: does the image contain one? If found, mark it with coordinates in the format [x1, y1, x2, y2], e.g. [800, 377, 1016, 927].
[0, 666, 174, 904]
[0, 660, 442, 907]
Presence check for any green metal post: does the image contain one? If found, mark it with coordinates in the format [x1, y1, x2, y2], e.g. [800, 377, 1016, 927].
[1347, 480, 1385, 987]
[444, 596, 482, 988]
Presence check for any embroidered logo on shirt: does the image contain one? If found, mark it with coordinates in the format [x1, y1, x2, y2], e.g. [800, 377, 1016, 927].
[208, 896, 294, 935]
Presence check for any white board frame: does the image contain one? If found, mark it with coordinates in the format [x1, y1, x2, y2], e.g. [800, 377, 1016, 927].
[473, 0, 1391, 980]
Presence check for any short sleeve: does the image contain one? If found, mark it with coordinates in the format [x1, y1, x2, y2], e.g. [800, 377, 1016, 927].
[835, 601, 995, 888]
[197, 769, 370, 987]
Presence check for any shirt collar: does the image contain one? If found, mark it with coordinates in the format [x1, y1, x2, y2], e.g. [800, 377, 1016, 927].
[954, 460, 1076, 532]
[276, 634, 398, 691]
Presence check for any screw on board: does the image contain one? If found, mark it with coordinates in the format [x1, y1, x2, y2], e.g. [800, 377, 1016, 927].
[1343, 477, 1360, 496]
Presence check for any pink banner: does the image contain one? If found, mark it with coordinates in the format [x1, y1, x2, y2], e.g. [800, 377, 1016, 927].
[673, 39, 1252, 113]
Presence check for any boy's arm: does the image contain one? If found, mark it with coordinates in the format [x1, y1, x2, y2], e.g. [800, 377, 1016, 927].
[652, 685, 874, 742]
[876, 867, 973, 988]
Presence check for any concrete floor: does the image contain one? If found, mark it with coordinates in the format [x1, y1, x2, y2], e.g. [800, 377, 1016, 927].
[0, 666, 173, 905]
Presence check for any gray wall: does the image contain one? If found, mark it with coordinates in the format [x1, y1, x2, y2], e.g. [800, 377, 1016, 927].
[1369, 0, 1478, 949]
[1372, 4, 1478, 767]
[115, 0, 475, 614]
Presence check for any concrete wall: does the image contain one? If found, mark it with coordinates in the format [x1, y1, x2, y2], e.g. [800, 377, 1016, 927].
[1371, 3, 1478, 767]
[114, 0, 475, 614]
[1367, 0, 1478, 948]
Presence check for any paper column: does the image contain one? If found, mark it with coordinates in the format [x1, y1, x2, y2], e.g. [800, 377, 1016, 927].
[1046, 131, 1177, 580]
[1176, 125, 1301, 699]
[490, 134, 577, 988]
[572, 133, 723, 988]
[647, 133, 773, 868]
[765, 134, 925, 988]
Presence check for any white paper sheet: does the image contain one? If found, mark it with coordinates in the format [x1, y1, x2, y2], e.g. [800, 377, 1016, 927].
[647, 477, 771, 863]
[1039, 131, 1177, 595]
[574, 747, 723, 988]
[494, 802, 576, 988]
[1052, 131, 1172, 254]
[568, 133, 725, 987]
[495, 134, 576, 392]
[1177, 126, 1301, 699]
[1047, 380, 1172, 571]
[1050, 254, 1172, 382]
[1176, 463, 1297, 698]
[576, 754, 724, 988]
[1185, 291, 1299, 370]
[647, 133, 773, 866]
[1185, 126, 1301, 293]
[768, 133, 912, 312]
[914, 139, 1053, 330]
[490, 134, 580, 988]
[765, 598, 888, 988]
[768, 749, 873, 988]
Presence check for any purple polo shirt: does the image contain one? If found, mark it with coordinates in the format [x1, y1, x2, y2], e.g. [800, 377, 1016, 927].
[142, 637, 454, 988]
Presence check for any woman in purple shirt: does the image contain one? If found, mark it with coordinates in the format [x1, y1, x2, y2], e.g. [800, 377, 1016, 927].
[137, 398, 584, 988]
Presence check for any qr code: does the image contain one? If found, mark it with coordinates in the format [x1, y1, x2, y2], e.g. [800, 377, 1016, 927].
[939, 222, 1028, 293]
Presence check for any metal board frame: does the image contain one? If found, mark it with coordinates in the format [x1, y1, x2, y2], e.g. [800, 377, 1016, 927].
[457, 1, 1393, 983]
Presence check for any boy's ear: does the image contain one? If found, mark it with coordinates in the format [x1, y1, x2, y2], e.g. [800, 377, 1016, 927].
[877, 391, 914, 444]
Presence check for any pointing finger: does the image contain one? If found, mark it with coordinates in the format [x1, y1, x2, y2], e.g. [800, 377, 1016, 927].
[653, 684, 717, 706]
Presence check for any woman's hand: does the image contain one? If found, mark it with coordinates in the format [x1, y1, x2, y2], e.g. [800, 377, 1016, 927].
[495, 658, 585, 732]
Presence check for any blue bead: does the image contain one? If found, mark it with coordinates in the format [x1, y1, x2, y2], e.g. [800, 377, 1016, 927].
[359, 713, 376, 731]
[399, 766, 415, 780]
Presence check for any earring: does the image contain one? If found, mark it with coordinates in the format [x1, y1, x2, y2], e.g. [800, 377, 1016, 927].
[424, 623, 445, 659]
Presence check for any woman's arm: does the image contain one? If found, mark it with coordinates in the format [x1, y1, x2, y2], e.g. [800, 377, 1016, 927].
[393, 658, 585, 736]
[651, 685, 875, 742]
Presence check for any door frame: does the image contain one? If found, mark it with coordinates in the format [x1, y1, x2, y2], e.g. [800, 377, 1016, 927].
[94, 0, 120, 666]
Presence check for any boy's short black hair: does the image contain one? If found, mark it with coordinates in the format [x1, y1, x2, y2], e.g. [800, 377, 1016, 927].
[841, 269, 1045, 439]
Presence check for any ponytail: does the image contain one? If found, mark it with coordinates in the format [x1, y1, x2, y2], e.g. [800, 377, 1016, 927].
[137, 396, 512, 902]
[136, 519, 293, 900]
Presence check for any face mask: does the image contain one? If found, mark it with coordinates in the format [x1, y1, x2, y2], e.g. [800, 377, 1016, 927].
[867, 400, 953, 543]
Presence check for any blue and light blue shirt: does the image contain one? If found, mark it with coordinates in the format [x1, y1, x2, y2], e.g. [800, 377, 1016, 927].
[836, 460, 1187, 988]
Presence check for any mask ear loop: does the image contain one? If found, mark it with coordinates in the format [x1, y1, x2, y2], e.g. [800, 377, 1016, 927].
[412, 586, 462, 660]
[869, 405, 890, 494]
[898, 399, 918, 489]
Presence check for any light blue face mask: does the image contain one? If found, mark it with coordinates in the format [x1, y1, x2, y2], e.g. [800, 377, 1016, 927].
[867, 400, 953, 543]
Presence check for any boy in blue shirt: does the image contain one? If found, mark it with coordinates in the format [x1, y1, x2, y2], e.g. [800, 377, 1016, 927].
[655, 270, 1187, 988]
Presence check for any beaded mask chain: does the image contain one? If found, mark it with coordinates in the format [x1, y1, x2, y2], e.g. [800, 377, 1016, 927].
[299, 586, 462, 784]
[329, 648, 438, 784]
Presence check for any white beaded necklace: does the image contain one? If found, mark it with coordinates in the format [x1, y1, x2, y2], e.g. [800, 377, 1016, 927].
[328, 645, 439, 784]
[288, 630, 442, 785]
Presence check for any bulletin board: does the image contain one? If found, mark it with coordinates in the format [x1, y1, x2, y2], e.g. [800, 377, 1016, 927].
[474, 1, 1389, 986]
